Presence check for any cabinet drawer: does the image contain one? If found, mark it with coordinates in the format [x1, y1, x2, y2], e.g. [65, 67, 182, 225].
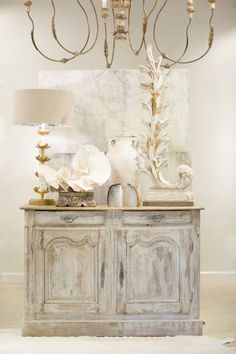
[121, 211, 191, 225]
[33, 211, 105, 226]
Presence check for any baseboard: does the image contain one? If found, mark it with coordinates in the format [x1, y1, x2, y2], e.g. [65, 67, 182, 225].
[22, 320, 203, 336]
[0, 273, 24, 283]
[200, 271, 236, 282]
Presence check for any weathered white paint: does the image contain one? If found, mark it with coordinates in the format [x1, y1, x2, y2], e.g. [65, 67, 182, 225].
[23, 206, 202, 336]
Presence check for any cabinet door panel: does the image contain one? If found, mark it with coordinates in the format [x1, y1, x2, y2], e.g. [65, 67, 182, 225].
[45, 237, 98, 303]
[126, 238, 179, 303]
[116, 228, 192, 315]
[33, 228, 108, 316]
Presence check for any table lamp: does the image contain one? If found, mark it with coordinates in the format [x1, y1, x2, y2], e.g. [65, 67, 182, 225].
[13, 89, 74, 205]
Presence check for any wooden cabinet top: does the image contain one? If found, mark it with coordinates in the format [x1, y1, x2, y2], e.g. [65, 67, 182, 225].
[21, 205, 204, 211]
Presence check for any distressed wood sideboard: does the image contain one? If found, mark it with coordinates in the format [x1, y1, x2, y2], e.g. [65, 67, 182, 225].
[21, 205, 203, 337]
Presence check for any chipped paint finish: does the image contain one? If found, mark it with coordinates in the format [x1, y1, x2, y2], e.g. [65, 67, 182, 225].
[23, 208, 202, 336]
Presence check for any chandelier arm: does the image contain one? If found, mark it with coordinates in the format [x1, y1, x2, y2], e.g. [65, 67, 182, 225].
[104, 8, 116, 68]
[161, 9, 215, 65]
[27, 12, 77, 63]
[167, 10, 214, 64]
[148, 0, 159, 19]
[80, 0, 99, 55]
[162, 18, 192, 69]
[24, 0, 216, 66]
[128, 0, 159, 56]
[74, 0, 91, 53]
[127, 0, 146, 56]
[50, 0, 91, 56]
[153, 0, 168, 57]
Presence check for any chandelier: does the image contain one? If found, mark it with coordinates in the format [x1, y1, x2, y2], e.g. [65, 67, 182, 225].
[24, 0, 216, 68]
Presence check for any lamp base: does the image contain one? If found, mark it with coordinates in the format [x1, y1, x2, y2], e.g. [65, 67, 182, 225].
[29, 199, 55, 206]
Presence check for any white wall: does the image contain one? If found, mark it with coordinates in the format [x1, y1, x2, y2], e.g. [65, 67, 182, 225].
[0, 0, 235, 281]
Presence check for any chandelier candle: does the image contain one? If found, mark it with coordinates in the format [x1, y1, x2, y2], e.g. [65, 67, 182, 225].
[187, 0, 195, 19]
[102, 0, 107, 8]
[208, 0, 216, 9]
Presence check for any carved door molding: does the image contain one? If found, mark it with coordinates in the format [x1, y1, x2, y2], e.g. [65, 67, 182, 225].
[33, 228, 108, 317]
[116, 227, 193, 315]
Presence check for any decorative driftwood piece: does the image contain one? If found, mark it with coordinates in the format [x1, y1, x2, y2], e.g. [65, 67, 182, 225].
[138, 46, 194, 205]
[107, 183, 141, 207]
[107, 184, 123, 207]
[127, 184, 141, 207]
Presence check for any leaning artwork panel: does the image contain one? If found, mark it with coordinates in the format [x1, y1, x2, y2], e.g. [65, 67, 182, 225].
[39, 69, 191, 184]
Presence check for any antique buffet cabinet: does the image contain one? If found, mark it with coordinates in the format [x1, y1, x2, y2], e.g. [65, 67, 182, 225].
[22, 205, 203, 336]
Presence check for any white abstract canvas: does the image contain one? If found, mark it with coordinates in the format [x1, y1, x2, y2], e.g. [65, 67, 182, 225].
[39, 69, 191, 183]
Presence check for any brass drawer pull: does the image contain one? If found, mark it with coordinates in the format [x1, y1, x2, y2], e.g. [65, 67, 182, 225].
[149, 215, 165, 223]
[61, 215, 79, 224]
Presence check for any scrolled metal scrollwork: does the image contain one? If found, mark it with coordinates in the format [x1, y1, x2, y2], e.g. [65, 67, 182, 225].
[24, 0, 217, 68]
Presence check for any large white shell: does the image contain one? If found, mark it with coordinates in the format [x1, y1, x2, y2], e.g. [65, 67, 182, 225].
[41, 165, 59, 189]
[57, 167, 71, 191]
[41, 145, 111, 193]
[67, 176, 96, 192]
[72, 145, 101, 172]
[72, 145, 111, 191]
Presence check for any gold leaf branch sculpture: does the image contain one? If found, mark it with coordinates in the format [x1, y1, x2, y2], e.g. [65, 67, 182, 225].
[138, 45, 193, 191]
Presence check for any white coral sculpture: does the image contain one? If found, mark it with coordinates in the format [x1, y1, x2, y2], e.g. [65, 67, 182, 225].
[41, 145, 111, 192]
[138, 45, 193, 190]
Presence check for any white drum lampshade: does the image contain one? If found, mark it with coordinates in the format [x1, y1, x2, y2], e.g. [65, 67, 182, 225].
[13, 89, 74, 126]
[13, 88, 74, 205]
